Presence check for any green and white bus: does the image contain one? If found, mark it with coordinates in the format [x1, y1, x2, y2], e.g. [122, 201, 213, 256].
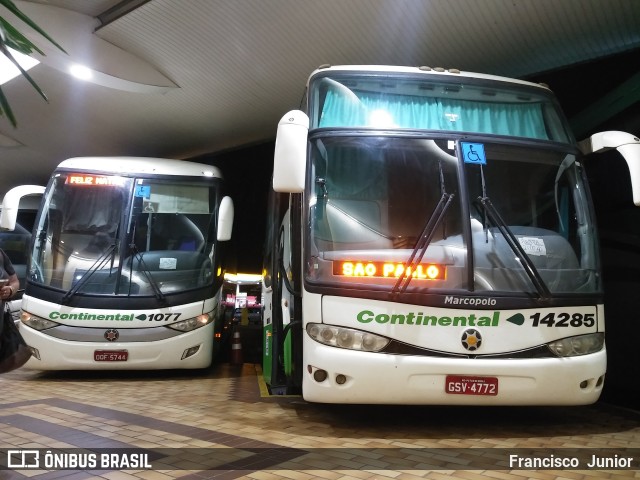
[262, 65, 640, 405]
[1, 157, 234, 369]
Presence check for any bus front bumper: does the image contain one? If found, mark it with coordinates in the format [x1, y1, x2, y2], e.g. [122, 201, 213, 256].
[302, 342, 606, 405]
[19, 323, 215, 370]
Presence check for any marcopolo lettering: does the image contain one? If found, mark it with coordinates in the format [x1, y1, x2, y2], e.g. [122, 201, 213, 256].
[357, 310, 500, 327]
[444, 296, 497, 306]
[49, 312, 134, 321]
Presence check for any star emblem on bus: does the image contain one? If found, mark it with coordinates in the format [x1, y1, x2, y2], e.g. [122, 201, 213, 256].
[461, 328, 482, 351]
[104, 329, 119, 342]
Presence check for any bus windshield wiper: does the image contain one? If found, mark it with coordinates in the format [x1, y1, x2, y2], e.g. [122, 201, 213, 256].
[476, 196, 551, 300]
[126, 220, 165, 301]
[128, 244, 165, 301]
[61, 244, 117, 304]
[392, 158, 454, 295]
[473, 159, 551, 300]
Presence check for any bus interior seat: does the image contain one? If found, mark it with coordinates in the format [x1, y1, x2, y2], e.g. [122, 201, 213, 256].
[315, 199, 393, 250]
[145, 214, 205, 252]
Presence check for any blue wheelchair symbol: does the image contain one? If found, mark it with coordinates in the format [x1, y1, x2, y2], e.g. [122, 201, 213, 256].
[462, 142, 486, 165]
[135, 185, 151, 198]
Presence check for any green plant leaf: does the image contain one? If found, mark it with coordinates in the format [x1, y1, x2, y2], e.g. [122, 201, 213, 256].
[0, 0, 67, 125]
[0, 0, 66, 53]
[0, 18, 45, 55]
[0, 41, 48, 102]
[0, 86, 18, 127]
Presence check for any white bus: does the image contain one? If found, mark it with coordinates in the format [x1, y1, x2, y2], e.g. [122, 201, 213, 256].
[0, 157, 234, 369]
[262, 65, 640, 405]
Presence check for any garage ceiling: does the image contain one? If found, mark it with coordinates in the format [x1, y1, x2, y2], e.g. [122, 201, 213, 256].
[0, 0, 639, 198]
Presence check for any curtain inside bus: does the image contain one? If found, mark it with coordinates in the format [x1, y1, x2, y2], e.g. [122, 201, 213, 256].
[319, 89, 548, 140]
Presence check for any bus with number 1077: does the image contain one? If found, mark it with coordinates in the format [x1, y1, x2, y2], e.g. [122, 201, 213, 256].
[1, 156, 234, 370]
[262, 64, 640, 405]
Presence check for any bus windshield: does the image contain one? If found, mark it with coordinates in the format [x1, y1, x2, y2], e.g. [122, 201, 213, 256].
[31, 172, 217, 297]
[310, 73, 572, 143]
[305, 136, 600, 296]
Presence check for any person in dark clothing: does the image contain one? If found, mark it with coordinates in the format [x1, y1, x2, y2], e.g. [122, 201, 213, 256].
[0, 248, 20, 306]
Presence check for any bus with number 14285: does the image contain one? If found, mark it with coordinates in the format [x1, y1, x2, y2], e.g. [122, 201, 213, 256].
[262, 65, 640, 405]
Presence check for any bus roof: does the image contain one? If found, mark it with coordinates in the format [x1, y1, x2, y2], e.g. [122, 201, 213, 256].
[57, 157, 223, 179]
[308, 65, 551, 92]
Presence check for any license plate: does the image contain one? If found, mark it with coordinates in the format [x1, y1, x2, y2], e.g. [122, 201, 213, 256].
[94, 350, 128, 362]
[445, 375, 498, 396]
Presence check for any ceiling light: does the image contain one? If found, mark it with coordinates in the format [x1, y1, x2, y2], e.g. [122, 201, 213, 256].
[0, 48, 40, 86]
[68, 64, 94, 81]
[3, 1, 177, 94]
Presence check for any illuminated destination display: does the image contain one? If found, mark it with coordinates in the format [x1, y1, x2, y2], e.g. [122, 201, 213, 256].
[65, 174, 124, 186]
[333, 261, 445, 280]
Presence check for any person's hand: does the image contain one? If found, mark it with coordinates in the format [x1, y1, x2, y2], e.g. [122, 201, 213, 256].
[1, 285, 14, 300]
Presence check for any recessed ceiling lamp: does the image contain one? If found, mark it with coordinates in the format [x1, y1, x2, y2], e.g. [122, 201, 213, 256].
[0, 48, 40, 86]
[68, 64, 93, 81]
[3, 2, 177, 94]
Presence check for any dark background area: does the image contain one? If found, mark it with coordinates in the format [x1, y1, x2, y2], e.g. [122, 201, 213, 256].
[192, 141, 275, 275]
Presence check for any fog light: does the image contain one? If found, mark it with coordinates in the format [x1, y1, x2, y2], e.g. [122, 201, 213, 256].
[30, 346, 40, 360]
[181, 345, 200, 360]
[596, 375, 604, 387]
[580, 380, 588, 389]
[313, 369, 328, 382]
[335, 374, 347, 385]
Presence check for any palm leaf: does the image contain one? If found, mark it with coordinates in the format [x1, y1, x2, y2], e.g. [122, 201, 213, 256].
[0, 86, 17, 127]
[0, 0, 66, 126]
[0, 40, 48, 102]
[0, 0, 66, 54]
[0, 18, 45, 55]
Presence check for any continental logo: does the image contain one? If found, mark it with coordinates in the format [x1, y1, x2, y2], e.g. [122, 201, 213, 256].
[48, 312, 183, 322]
[49, 312, 134, 321]
[357, 310, 499, 327]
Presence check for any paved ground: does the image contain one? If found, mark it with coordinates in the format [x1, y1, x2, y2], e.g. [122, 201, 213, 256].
[0, 362, 638, 480]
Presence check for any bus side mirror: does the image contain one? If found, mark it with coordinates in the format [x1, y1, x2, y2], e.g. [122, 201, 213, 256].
[217, 196, 234, 241]
[579, 131, 640, 206]
[273, 110, 309, 193]
[0, 185, 45, 231]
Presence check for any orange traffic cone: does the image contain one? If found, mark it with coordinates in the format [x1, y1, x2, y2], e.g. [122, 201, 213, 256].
[230, 327, 244, 365]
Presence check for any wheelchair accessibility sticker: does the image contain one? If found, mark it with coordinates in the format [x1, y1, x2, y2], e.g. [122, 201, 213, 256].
[462, 142, 486, 165]
[134, 185, 151, 198]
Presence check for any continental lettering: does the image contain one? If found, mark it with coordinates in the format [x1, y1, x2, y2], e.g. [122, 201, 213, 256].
[357, 310, 500, 326]
[49, 312, 134, 321]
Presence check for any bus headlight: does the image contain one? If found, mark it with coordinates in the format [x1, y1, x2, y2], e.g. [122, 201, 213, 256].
[21, 311, 59, 331]
[167, 312, 213, 332]
[306, 323, 390, 352]
[548, 333, 604, 357]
